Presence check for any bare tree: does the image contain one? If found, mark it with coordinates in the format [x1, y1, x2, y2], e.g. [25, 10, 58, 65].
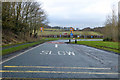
[118, 1, 120, 41]
[2, 2, 48, 39]
[104, 5, 118, 41]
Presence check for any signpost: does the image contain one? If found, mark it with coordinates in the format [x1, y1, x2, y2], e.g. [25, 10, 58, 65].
[77, 35, 80, 38]
[40, 27, 44, 32]
[70, 28, 74, 32]
[40, 27, 44, 37]
[91, 35, 93, 38]
[70, 27, 74, 38]
[60, 35, 61, 38]
[70, 33, 73, 36]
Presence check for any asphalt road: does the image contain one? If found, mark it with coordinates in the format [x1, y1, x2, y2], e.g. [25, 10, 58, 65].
[0, 40, 119, 79]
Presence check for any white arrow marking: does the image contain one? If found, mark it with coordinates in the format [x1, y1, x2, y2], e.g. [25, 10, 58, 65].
[55, 44, 58, 48]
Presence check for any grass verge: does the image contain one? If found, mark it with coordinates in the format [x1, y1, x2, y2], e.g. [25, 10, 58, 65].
[2, 42, 26, 48]
[2, 38, 59, 56]
[71, 41, 119, 53]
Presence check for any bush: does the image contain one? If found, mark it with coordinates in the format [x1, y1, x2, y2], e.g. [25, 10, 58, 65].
[33, 33, 38, 38]
[103, 37, 112, 41]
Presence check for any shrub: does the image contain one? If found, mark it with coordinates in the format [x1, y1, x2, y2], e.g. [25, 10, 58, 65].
[103, 37, 112, 41]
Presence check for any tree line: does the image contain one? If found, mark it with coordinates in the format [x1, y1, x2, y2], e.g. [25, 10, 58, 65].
[104, 5, 119, 42]
[2, 2, 48, 38]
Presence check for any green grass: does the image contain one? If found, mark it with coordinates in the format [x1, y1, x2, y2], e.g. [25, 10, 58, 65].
[2, 38, 59, 56]
[72, 41, 119, 53]
[2, 42, 26, 48]
[44, 28, 61, 31]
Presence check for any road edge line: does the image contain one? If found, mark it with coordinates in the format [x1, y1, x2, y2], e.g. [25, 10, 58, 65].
[0, 43, 44, 64]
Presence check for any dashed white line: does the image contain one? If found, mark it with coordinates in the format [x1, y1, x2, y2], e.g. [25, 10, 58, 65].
[55, 44, 58, 48]
[84, 52, 104, 63]
[72, 46, 104, 63]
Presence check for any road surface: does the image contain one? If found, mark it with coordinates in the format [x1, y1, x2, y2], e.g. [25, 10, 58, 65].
[0, 40, 119, 79]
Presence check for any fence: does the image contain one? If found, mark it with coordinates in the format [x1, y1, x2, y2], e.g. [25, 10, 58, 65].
[39, 35, 104, 38]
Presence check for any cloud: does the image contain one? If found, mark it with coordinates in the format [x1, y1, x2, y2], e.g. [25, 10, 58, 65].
[38, 0, 119, 29]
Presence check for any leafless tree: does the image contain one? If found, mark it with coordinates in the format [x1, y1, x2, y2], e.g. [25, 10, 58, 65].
[104, 5, 118, 41]
[2, 2, 48, 38]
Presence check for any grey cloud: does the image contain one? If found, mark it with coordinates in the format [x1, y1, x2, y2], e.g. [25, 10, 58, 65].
[39, 0, 118, 29]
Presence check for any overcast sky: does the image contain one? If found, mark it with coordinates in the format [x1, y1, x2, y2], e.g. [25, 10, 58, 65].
[37, 0, 119, 29]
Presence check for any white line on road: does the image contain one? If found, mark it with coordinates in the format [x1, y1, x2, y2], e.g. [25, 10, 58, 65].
[55, 44, 58, 48]
[58, 51, 66, 55]
[84, 52, 104, 63]
[72, 46, 104, 64]
[0, 43, 44, 65]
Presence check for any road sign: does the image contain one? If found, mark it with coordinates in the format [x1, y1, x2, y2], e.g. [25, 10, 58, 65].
[70, 33, 73, 36]
[40, 27, 43, 30]
[70, 28, 73, 31]
[91, 36, 93, 38]
[40, 27, 44, 32]
[60, 35, 61, 37]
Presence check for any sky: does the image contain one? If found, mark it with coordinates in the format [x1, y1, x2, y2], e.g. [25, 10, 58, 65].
[37, 0, 119, 29]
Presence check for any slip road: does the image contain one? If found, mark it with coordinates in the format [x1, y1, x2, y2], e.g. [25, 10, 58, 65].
[0, 40, 119, 78]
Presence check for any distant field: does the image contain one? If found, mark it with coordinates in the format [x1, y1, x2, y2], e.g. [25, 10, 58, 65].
[38, 30, 103, 36]
[44, 28, 61, 31]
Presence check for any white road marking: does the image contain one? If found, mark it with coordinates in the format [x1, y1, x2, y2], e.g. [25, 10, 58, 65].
[58, 51, 66, 55]
[73, 46, 104, 63]
[40, 51, 49, 55]
[49, 51, 52, 55]
[40, 51, 75, 56]
[84, 52, 104, 63]
[66, 51, 75, 56]
[0, 43, 44, 64]
[55, 44, 58, 48]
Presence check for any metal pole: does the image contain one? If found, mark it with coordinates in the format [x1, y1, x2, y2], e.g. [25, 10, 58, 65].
[69, 39, 71, 43]
[75, 39, 77, 43]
